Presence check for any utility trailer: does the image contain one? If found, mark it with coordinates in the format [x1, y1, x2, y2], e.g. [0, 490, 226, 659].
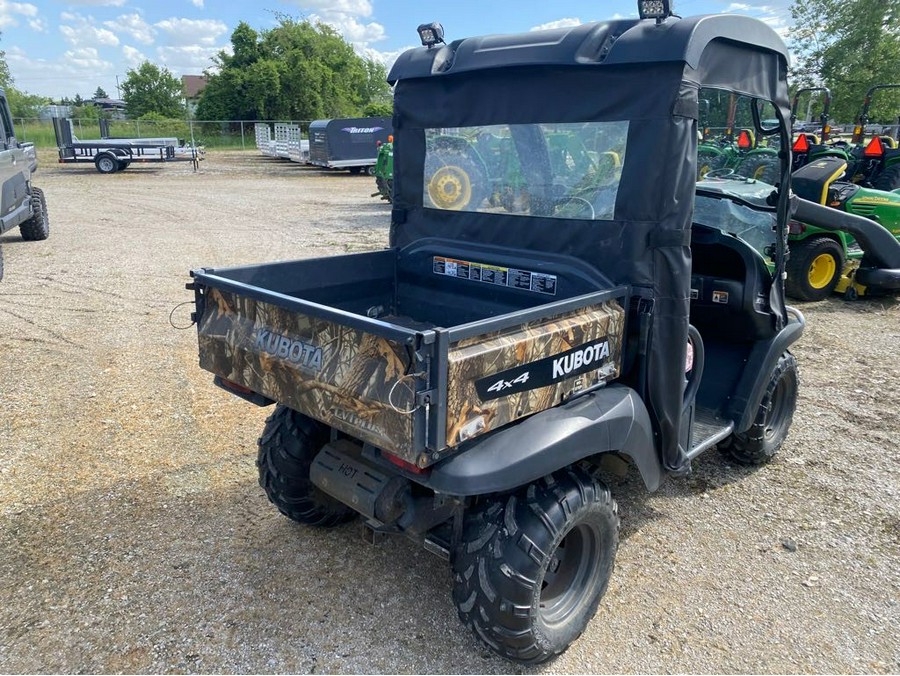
[53, 117, 203, 174]
[308, 116, 392, 174]
[254, 123, 277, 157]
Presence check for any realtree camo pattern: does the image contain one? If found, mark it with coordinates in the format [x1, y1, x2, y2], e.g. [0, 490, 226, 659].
[198, 287, 417, 455]
[197, 286, 623, 460]
[445, 303, 624, 446]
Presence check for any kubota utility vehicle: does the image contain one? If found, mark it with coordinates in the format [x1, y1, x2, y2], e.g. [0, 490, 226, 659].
[187, 6, 898, 664]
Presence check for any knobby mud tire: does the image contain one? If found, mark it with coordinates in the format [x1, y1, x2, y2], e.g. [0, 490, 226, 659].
[257, 405, 356, 528]
[452, 466, 618, 664]
[719, 352, 799, 465]
[19, 187, 49, 241]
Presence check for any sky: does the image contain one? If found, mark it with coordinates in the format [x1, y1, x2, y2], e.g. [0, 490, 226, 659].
[0, 0, 794, 101]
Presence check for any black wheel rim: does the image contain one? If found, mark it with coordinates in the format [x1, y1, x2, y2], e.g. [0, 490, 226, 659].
[764, 376, 791, 441]
[539, 522, 603, 627]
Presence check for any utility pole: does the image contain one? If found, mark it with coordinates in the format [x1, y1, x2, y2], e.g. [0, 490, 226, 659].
[115, 75, 121, 100]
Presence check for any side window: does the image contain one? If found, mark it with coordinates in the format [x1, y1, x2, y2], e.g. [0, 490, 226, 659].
[697, 88, 781, 186]
[0, 98, 13, 147]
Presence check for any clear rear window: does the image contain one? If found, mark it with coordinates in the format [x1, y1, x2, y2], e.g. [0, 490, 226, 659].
[423, 121, 629, 220]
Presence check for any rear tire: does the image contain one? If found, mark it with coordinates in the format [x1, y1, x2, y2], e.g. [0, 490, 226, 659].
[452, 466, 618, 664]
[424, 147, 488, 211]
[697, 150, 727, 179]
[785, 236, 844, 301]
[872, 163, 900, 191]
[735, 154, 780, 184]
[257, 405, 356, 527]
[19, 187, 49, 241]
[719, 352, 798, 465]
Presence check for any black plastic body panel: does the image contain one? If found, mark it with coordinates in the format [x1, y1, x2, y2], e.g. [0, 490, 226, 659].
[423, 384, 660, 496]
[728, 307, 805, 432]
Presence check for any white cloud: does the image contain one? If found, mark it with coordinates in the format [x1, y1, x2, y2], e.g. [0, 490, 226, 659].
[287, 0, 373, 18]
[530, 18, 582, 31]
[156, 44, 221, 75]
[104, 13, 155, 45]
[154, 17, 228, 47]
[59, 13, 120, 48]
[362, 44, 414, 72]
[191, 0, 204, 7]
[27, 16, 45, 31]
[121, 44, 146, 67]
[6, 44, 118, 99]
[0, 0, 38, 29]
[60, 0, 126, 5]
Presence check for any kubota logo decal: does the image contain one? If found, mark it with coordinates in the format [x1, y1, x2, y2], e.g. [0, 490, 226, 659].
[254, 329, 323, 371]
[474, 337, 613, 401]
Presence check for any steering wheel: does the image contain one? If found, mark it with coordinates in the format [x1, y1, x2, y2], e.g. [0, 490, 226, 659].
[553, 195, 596, 219]
[703, 168, 736, 179]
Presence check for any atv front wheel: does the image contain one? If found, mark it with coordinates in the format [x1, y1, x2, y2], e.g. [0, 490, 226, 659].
[719, 352, 798, 465]
[19, 187, 49, 241]
[452, 467, 618, 664]
[785, 236, 844, 301]
[257, 405, 356, 527]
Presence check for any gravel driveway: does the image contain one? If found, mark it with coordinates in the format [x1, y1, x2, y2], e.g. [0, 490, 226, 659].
[0, 151, 897, 674]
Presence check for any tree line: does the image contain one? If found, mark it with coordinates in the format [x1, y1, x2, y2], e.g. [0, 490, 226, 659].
[2, 5, 899, 124]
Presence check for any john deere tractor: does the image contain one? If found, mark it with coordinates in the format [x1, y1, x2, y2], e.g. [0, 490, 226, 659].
[786, 156, 900, 300]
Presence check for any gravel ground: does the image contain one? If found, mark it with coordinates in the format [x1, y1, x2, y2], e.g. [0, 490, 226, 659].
[0, 150, 897, 674]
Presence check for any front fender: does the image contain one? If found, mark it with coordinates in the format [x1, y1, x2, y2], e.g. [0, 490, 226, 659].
[425, 384, 660, 496]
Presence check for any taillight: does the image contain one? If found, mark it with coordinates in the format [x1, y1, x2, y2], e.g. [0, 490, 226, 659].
[383, 452, 429, 475]
[788, 220, 806, 235]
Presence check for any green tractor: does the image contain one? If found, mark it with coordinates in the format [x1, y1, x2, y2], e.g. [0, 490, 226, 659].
[372, 136, 394, 202]
[846, 84, 900, 190]
[697, 96, 779, 181]
[786, 156, 900, 300]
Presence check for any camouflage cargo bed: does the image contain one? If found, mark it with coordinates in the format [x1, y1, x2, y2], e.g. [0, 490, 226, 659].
[191, 247, 626, 468]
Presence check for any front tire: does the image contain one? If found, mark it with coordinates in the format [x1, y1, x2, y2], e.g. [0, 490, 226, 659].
[452, 467, 618, 664]
[785, 236, 844, 301]
[257, 405, 356, 527]
[719, 352, 798, 465]
[19, 187, 49, 241]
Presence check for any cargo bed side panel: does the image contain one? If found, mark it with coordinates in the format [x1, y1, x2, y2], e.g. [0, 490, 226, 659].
[198, 287, 417, 456]
[445, 302, 625, 447]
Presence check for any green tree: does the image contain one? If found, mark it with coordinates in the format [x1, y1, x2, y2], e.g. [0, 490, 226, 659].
[121, 61, 185, 118]
[196, 18, 392, 121]
[789, 0, 900, 123]
[94, 86, 108, 99]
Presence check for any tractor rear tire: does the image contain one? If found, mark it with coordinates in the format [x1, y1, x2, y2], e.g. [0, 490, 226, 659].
[872, 164, 900, 191]
[424, 148, 488, 211]
[697, 151, 727, 179]
[785, 236, 844, 301]
[736, 154, 780, 185]
[452, 466, 618, 664]
[257, 405, 356, 528]
[19, 187, 49, 241]
[719, 352, 798, 465]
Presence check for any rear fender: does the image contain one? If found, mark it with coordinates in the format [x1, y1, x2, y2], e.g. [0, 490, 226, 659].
[424, 384, 661, 496]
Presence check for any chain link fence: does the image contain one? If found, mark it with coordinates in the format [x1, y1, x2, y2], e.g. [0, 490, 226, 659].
[12, 118, 316, 150]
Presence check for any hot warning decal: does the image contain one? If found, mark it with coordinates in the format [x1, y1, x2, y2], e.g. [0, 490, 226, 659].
[432, 256, 557, 296]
